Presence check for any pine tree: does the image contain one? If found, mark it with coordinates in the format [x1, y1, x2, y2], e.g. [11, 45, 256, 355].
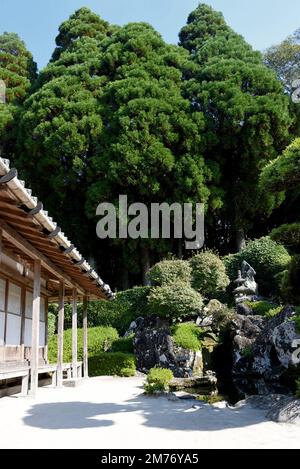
[179, 3, 292, 251]
[15, 8, 111, 254]
[85, 22, 214, 283]
[0, 32, 36, 158]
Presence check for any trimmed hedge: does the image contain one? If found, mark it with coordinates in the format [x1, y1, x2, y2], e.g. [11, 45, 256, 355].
[48, 326, 119, 363]
[148, 282, 203, 320]
[89, 352, 136, 377]
[223, 237, 291, 296]
[171, 323, 203, 351]
[144, 367, 173, 393]
[190, 251, 229, 299]
[110, 335, 134, 354]
[147, 260, 191, 286]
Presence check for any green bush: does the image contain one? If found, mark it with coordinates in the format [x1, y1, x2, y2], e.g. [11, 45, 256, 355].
[144, 367, 174, 393]
[190, 251, 229, 299]
[48, 326, 119, 363]
[48, 287, 151, 335]
[148, 260, 191, 286]
[171, 323, 203, 351]
[244, 300, 280, 317]
[89, 352, 136, 377]
[270, 223, 300, 251]
[48, 312, 56, 337]
[110, 335, 134, 354]
[223, 237, 291, 296]
[280, 255, 300, 304]
[148, 282, 203, 321]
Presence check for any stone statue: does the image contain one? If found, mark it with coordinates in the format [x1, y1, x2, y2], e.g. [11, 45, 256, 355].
[234, 261, 258, 304]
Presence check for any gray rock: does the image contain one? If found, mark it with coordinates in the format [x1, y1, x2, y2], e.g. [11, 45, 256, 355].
[231, 307, 300, 382]
[266, 397, 300, 424]
[134, 316, 204, 377]
[236, 303, 253, 316]
[124, 317, 144, 337]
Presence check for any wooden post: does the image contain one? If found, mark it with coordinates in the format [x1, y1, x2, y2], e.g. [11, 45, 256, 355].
[72, 288, 77, 379]
[0, 228, 2, 265]
[57, 281, 64, 387]
[83, 295, 88, 378]
[30, 259, 41, 395]
[44, 297, 49, 363]
[20, 286, 26, 361]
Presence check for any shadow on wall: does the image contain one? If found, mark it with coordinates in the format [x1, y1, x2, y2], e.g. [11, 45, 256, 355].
[23, 395, 267, 432]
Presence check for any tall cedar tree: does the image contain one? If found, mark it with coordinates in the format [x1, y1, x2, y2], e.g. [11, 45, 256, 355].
[0, 32, 36, 158]
[86, 22, 215, 284]
[179, 3, 291, 252]
[15, 8, 112, 262]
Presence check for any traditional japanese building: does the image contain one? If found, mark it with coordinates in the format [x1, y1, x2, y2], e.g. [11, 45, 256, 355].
[0, 157, 114, 396]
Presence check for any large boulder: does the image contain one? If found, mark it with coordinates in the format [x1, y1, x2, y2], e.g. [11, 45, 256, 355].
[133, 316, 204, 377]
[231, 306, 300, 383]
[235, 394, 300, 424]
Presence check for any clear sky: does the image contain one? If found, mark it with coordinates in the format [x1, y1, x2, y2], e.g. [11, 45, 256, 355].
[1, 0, 300, 70]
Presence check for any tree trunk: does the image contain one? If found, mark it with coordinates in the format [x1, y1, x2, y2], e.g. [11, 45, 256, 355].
[121, 265, 130, 290]
[141, 245, 151, 286]
[177, 239, 183, 259]
[236, 228, 246, 252]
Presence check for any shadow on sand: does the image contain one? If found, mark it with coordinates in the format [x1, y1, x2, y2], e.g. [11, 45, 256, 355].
[23, 393, 267, 431]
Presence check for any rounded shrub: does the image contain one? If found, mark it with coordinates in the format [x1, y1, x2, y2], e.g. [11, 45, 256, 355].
[148, 282, 203, 321]
[296, 379, 300, 399]
[280, 255, 300, 304]
[144, 367, 174, 393]
[171, 323, 203, 351]
[147, 259, 191, 286]
[223, 237, 291, 296]
[190, 251, 229, 298]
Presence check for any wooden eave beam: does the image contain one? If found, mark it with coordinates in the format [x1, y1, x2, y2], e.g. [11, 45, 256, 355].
[0, 219, 85, 295]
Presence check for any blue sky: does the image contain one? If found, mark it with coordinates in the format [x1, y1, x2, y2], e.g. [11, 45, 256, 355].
[1, 0, 300, 70]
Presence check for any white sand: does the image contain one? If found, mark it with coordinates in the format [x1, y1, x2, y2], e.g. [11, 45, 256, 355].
[0, 376, 299, 449]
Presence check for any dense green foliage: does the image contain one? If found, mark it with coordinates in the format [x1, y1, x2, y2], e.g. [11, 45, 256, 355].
[244, 301, 281, 318]
[48, 325, 135, 377]
[223, 237, 291, 295]
[270, 223, 300, 252]
[110, 335, 134, 354]
[190, 251, 229, 298]
[48, 312, 56, 337]
[48, 326, 119, 363]
[148, 282, 203, 320]
[48, 287, 150, 335]
[260, 138, 300, 202]
[1, 4, 299, 295]
[171, 323, 203, 351]
[147, 260, 191, 286]
[0, 32, 36, 158]
[144, 367, 173, 393]
[280, 255, 300, 304]
[89, 352, 136, 377]
[179, 4, 291, 251]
